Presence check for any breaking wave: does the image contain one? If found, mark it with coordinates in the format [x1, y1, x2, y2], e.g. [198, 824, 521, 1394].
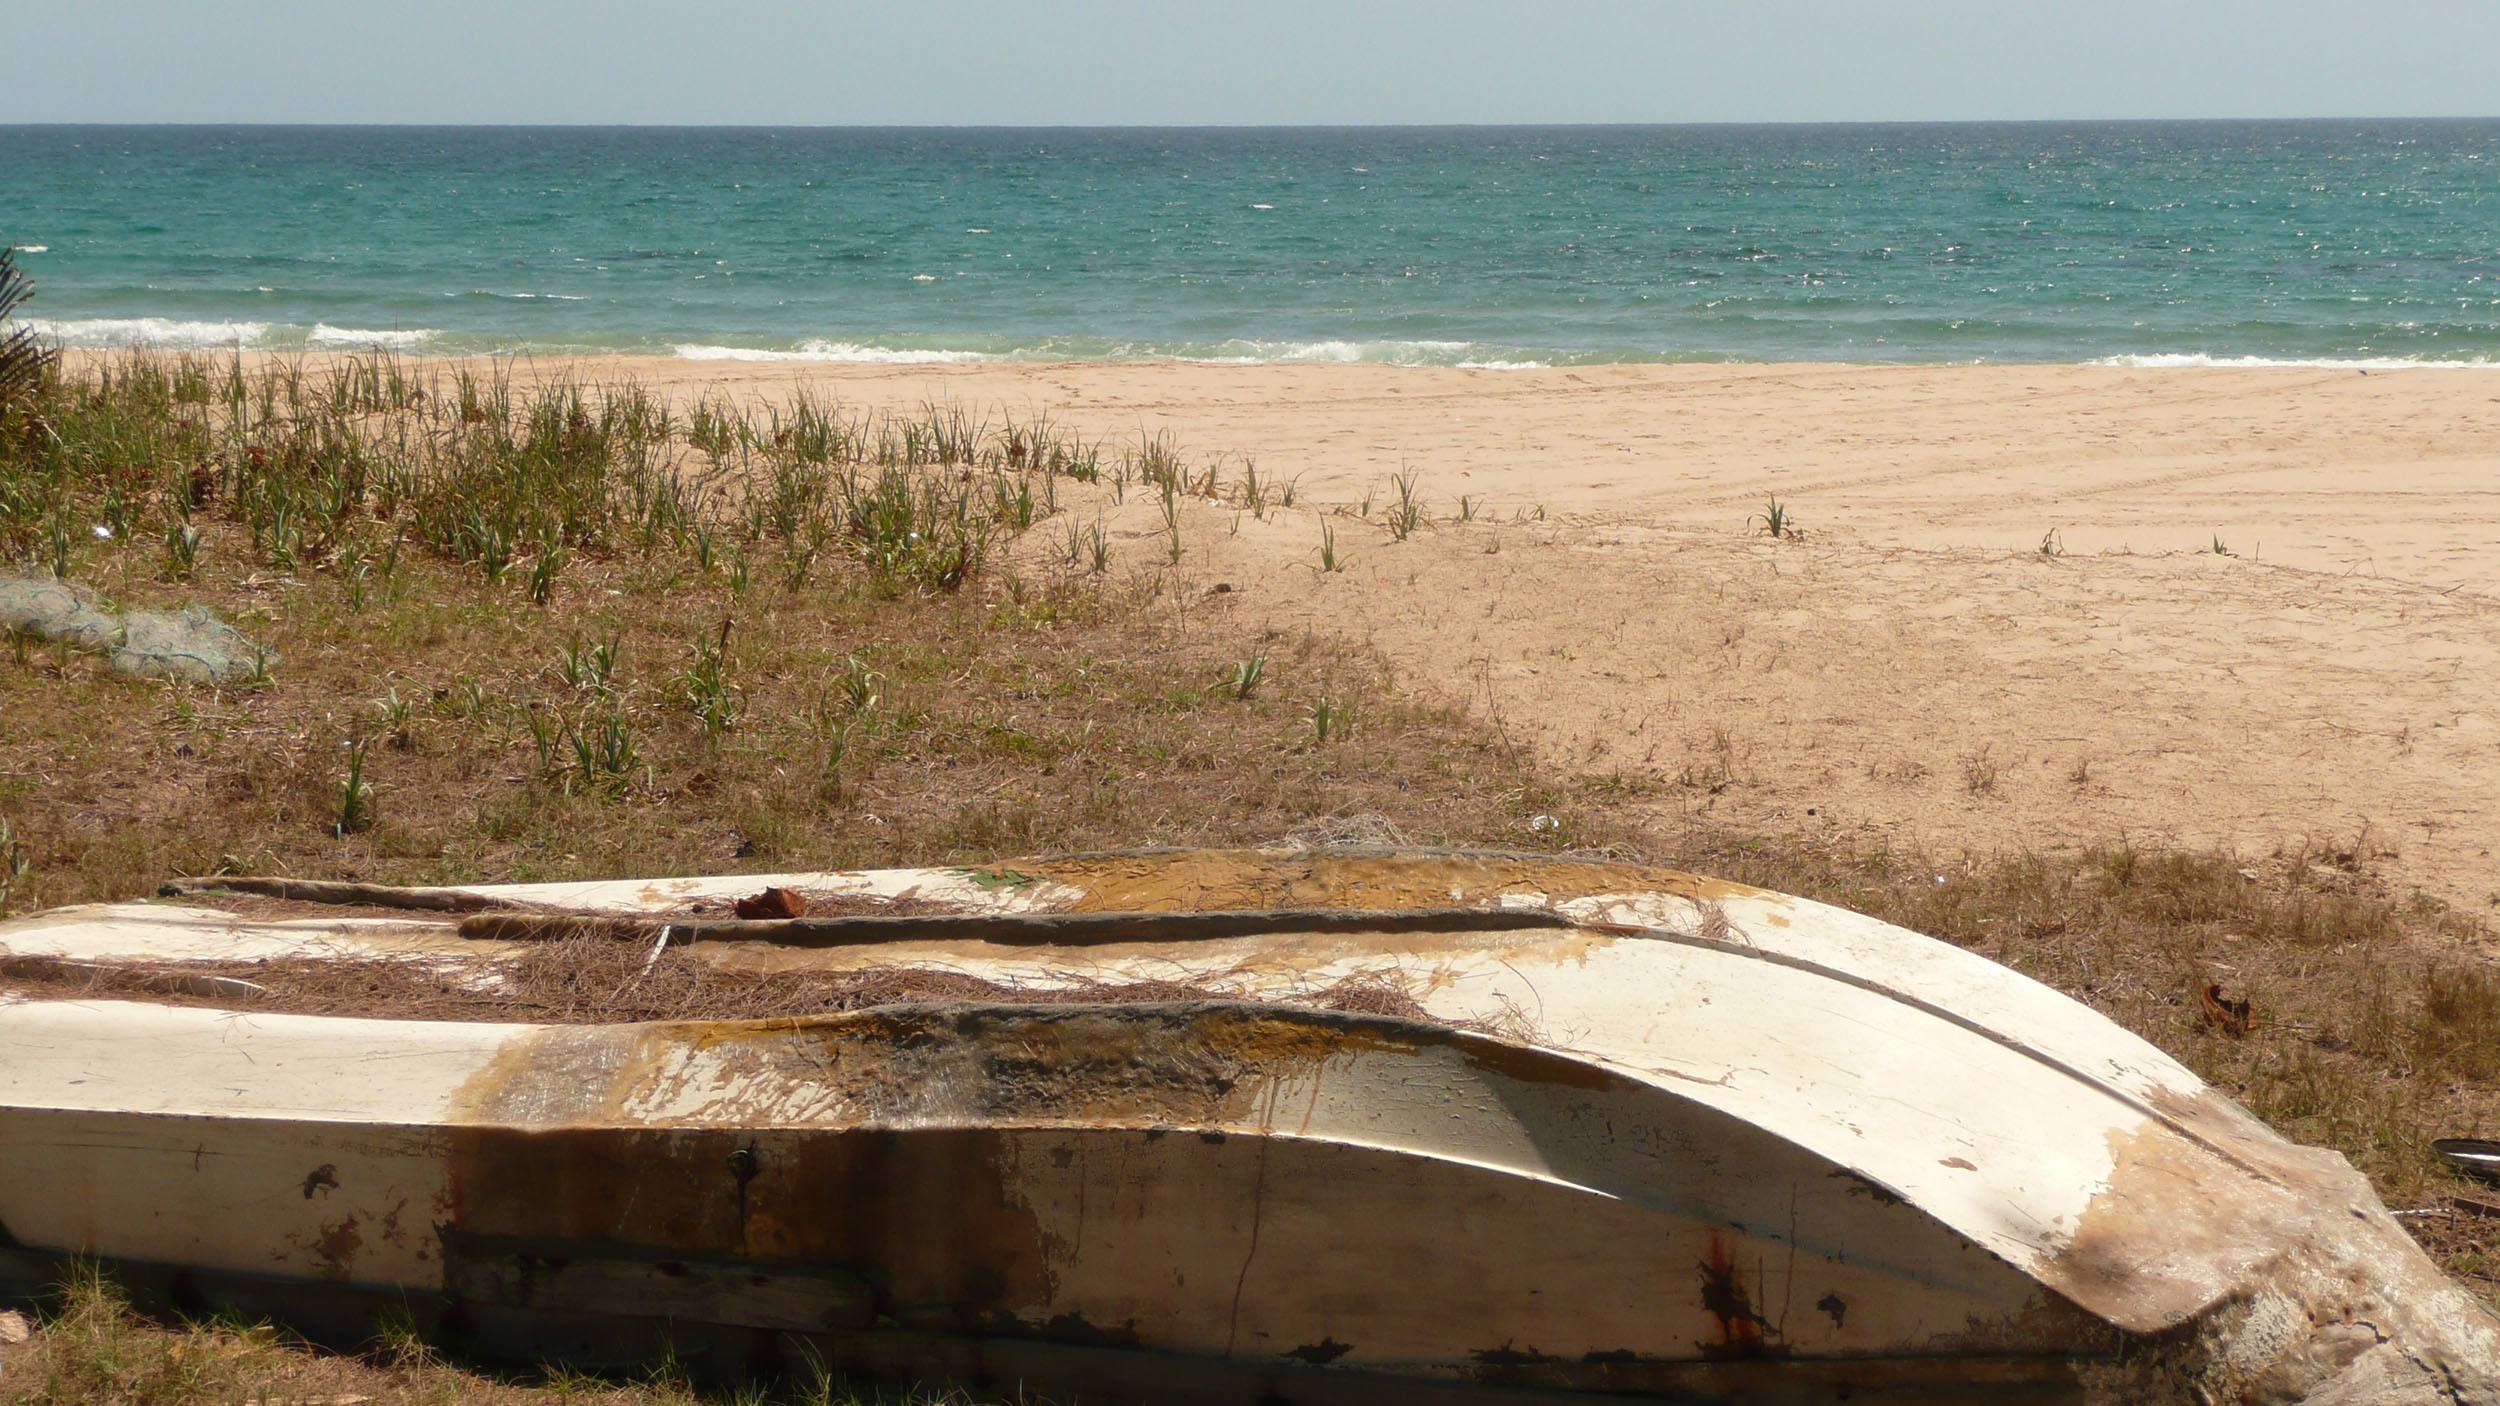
[1188, 338, 1552, 369]
[668, 335, 1559, 368]
[28, 317, 1568, 369]
[26, 318, 445, 351]
[2094, 352, 2500, 370]
[307, 325, 439, 348]
[673, 340, 991, 364]
[25, 317, 274, 348]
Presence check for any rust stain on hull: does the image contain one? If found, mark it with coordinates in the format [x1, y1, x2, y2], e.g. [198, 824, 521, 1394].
[1018, 849, 1768, 914]
[432, 1119, 2106, 1382]
[1696, 1230, 1783, 1360]
[418, 996, 2119, 1387]
[447, 1002, 1638, 1135]
[447, 1125, 1061, 1334]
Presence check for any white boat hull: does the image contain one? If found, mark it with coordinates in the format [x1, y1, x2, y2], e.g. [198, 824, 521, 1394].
[1, 848, 2490, 1403]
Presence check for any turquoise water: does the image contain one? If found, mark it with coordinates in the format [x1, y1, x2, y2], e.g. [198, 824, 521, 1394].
[5, 122, 2499, 367]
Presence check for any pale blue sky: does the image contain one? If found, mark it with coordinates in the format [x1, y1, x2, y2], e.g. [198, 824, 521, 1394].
[11, 0, 2499, 126]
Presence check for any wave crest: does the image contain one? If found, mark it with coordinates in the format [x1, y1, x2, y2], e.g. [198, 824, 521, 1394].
[26, 317, 272, 348]
[2095, 352, 2498, 370]
[308, 325, 439, 348]
[673, 340, 990, 364]
[1193, 338, 1551, 369]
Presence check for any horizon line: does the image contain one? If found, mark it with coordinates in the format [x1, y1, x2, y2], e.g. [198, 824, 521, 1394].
[5, 115, 2500, 131]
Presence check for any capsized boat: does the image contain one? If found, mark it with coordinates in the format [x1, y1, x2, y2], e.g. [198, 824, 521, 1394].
[0, 847, 2491, 1405]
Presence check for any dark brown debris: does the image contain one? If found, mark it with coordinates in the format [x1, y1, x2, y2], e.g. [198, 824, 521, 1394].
[2198, 982, 2258, 1038]
[731, 886, 810, 920]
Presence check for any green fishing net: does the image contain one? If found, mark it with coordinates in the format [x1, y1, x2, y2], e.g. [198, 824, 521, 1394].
[0, 575, 270, 683]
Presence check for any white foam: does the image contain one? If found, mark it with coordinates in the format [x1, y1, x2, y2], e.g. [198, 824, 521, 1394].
[25, 317, 270, 348]
[1261, 340, 1363, 363]
[1194, 338, 1543, 368]
[2095, 352, 2498, 370]
[672, 340, 989, 364]
[1281, 339, 1463, 363]
[308, 324, 439, 348]
[14, 246, 47, 254]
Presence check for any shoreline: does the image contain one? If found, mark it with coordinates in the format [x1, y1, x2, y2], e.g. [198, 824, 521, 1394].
[49, 333, 2500, 375]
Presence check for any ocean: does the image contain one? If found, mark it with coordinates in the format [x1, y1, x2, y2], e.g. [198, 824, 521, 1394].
[5, 121, 2498, 367]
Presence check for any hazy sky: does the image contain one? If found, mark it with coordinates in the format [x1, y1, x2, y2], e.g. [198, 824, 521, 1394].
[12, 0, 2500, 126]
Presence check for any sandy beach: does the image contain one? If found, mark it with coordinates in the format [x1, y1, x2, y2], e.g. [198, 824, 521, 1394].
[177, 351, 2489, 912]
[470, 356, 2493, 910]
[572, 357, 2500, 586]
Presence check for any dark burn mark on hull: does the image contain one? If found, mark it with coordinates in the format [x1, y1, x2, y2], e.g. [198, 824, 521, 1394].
[1828, 1167, 1905, 1207]
[1285, 1337, 1353, 1364]
[978, 1310, 1142, 1351]
[1471, 1341, 1566, 1367]
[309, 1215, 363, 1279]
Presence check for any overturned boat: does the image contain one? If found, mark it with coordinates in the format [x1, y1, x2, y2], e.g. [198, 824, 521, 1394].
[0, 847, 2491, 1404]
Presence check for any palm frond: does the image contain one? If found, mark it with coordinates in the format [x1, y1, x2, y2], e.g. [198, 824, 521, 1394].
[0, 245, 56, 407]
[0, 256, 28, 323]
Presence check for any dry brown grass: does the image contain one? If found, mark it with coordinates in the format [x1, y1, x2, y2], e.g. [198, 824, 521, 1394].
[0, 1264, 965, 1406]
[0, 531, 1561, 908]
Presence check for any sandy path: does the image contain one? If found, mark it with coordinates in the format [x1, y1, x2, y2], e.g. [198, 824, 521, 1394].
[288, 355, 2500, 907]
[580, 358, 2500, 594]
[1180, 509, 2496, 911]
